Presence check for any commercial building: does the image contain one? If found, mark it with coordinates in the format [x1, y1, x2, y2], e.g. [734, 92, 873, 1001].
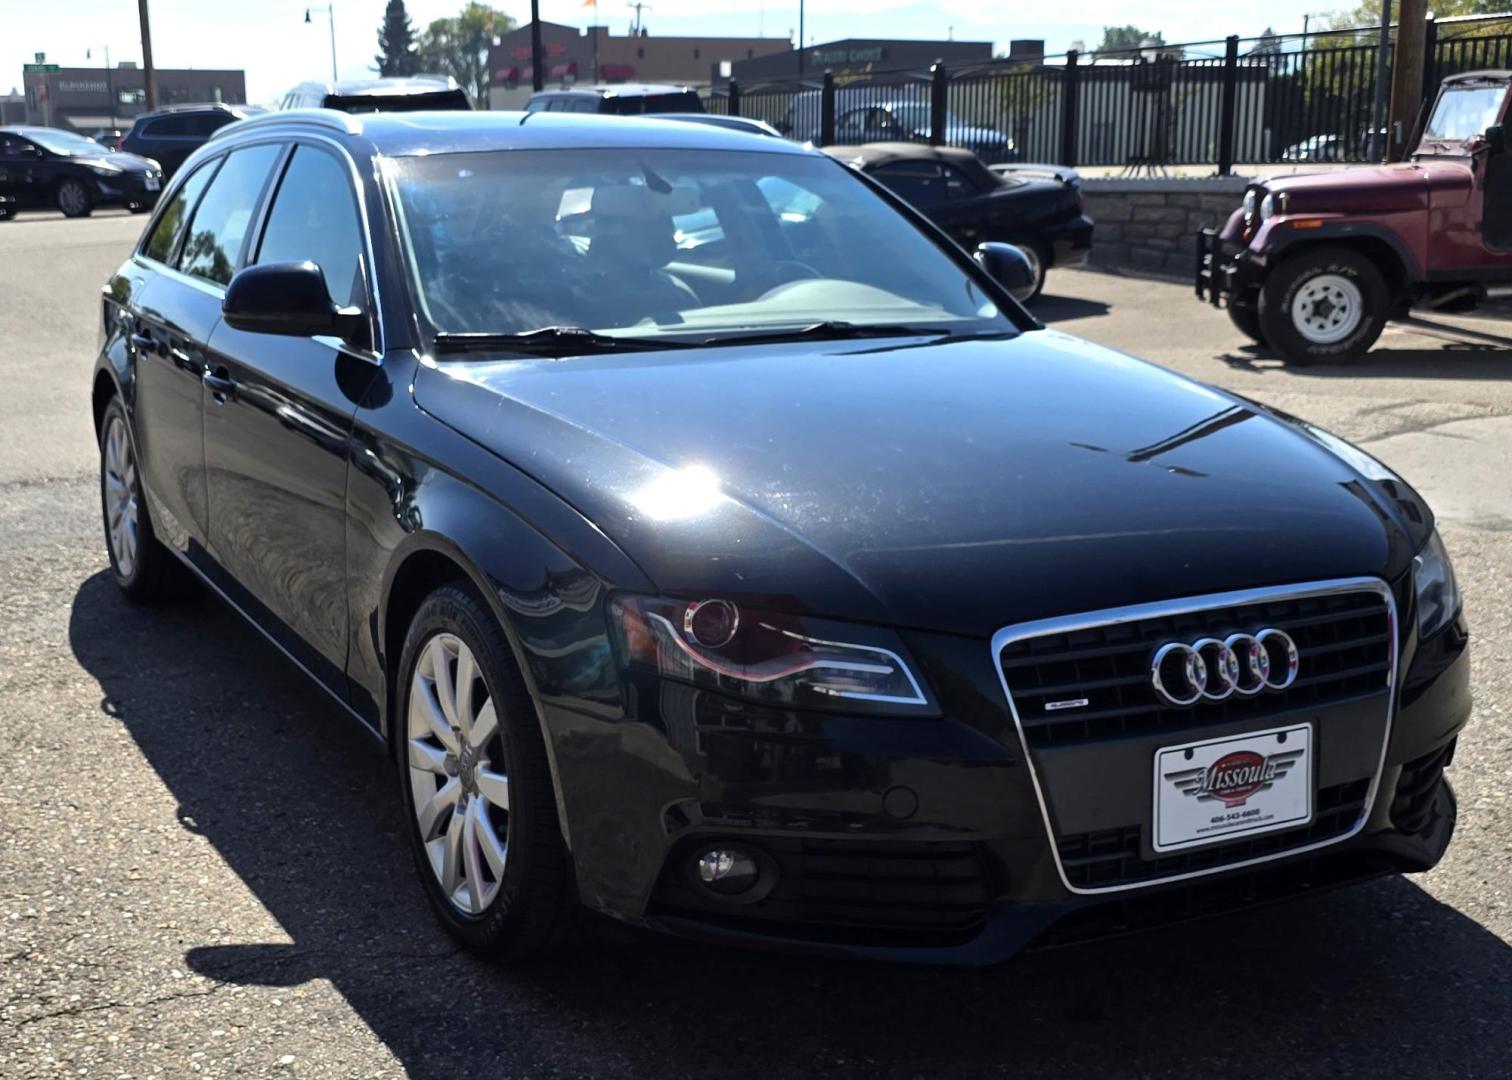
[728, 37, 993, 84]
[489, 22, 790, 109]
[21, 64, 247, 133]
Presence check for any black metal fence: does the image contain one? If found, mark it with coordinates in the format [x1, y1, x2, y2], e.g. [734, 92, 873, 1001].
[706, 14, 1512, 172]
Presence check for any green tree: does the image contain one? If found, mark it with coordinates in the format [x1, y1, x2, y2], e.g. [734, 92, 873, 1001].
[1328, 0, 1501, 30]
[418, 3, 515, 106]
[1094, 26, 1183, 60]
[376, 0, 420, 76]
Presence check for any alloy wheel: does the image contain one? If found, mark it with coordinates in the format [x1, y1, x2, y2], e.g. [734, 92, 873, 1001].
[58, 181, 89, 217]
[102, 415, 140, 579]
[1290, 273, 1363, 344]
[406, 632, 510, 916]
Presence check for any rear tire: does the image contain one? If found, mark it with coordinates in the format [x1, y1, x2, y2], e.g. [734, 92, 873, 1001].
[99, 398, 173, 603]
[1258, 246, 1389, 365]
[396, 585, 574, 964]
[57, 179, 94, 218]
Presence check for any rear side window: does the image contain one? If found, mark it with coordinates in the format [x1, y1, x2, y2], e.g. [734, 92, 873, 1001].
[147, 115, 194, 137]
[178, 143, 283, 286]
[255, 146, 364, 308]
[143, 158, 220, 263]
[187, 113, 231, 136]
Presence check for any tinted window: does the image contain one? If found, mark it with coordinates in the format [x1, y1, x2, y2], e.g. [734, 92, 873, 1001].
[524, 97, 548, 113]
[178, 143, 282, 286]
[871, 161, 945, 205]
[144, 157, 219, 263]
[0, 134, 36, 158]
[187, 113, 231, 136]
[255, 146, 364, 308]
[147, 115, 195, 137]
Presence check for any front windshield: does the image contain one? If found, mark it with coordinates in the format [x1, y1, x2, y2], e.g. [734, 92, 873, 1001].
[26, 129, 108, 157]
[390, 147, 1012, 342]
[1423, 83, 1506, 143]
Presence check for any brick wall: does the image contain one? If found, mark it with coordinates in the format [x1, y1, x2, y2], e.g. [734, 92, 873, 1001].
[1080, 177, 1248, 279]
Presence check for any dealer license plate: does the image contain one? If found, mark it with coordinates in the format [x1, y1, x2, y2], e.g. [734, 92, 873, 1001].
[144, 175, 160, 191]
[1152, 724, 1312, 852]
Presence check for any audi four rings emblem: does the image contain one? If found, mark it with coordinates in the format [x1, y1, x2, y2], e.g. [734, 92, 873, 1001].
[1150, 630, 1300, 706]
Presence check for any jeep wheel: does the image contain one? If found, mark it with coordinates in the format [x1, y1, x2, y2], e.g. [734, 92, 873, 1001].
[1258, 247, 1388, 365]
[1226, 301, 1267, 346]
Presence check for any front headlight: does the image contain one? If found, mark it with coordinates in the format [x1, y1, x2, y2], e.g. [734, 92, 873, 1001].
[1259, 193, 1276, 221]
[84, 162, 121, 176]
[1414, 530, 1461, 639]
[1242, 189, 1258, 219]
[609, 594, 932, 713]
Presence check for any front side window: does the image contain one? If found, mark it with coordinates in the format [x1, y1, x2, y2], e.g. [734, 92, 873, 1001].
[0, 135, 36, 158]
[391, 147, 1010, 341]
[871, 160, 945, 204]
[255, 146, 364, 308]
[1423, 82, 1507, 143]
[177, 143, 282, 286]
[144, 157, 220, 263]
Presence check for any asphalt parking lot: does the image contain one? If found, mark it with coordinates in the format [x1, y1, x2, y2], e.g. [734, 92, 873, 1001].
[2, 210, 1509, 1078]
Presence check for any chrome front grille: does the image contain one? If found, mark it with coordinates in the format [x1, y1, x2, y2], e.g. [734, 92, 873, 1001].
[998, 589, 1392, 748]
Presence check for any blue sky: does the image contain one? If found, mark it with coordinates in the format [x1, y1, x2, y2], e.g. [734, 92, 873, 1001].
[6, 0, 1347, 105]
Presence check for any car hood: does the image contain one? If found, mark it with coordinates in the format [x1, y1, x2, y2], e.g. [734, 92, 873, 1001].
[415, 330, 1427, 636]
[78, 151, 157, 173]
[1260, 162, 1471, 214]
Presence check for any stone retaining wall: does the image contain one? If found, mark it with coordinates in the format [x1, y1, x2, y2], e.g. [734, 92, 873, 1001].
[1079, 177, 1249, 279]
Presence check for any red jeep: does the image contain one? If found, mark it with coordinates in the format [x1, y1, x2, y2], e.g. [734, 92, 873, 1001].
[1197, 70, 1512, 364]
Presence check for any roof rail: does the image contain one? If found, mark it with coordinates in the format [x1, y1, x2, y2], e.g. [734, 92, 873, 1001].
[209, 108, 363, 142]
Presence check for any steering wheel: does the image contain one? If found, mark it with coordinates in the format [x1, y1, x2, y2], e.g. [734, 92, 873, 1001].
[747, 259, 822, 299]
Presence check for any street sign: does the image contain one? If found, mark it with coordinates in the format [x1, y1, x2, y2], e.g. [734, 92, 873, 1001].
[23, 64, 60, 73]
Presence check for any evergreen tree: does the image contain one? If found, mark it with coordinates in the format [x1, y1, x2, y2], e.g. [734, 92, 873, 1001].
[376, 0, 420, 77]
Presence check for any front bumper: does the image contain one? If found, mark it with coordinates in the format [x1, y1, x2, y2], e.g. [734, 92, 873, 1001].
[545, 587, 1470, 966]
[1195, 226, 1258, 306]
[91, 171, 162, 209]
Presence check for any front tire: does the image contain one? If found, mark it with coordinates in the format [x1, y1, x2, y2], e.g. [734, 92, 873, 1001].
[1258, 246, 1389, 365]
[57, 179, 94, 218]
[99, 398, 172, 602]
[1226, 300, 1267, 346]
[396, 585, 573, 963]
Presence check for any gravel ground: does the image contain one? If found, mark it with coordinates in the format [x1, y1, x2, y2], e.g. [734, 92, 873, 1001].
[1, 212, 1508, 1079]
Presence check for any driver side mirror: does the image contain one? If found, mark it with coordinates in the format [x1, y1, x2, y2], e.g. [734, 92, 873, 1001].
[223, 261, 366, 342]
[974, 241, 1036, 302]
[1485, 124, 1506, 154]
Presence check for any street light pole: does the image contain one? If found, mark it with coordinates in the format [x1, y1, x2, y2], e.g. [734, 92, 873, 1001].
[305, 5, 339, 82]
[530, 0, 543, 92]
[136, 0, 158, 110]
[1369, 0, 1394, 160]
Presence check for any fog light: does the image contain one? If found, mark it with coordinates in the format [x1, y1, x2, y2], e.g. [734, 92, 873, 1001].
[695, 847, 759, 895]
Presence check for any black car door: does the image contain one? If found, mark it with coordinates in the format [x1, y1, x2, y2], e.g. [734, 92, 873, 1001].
[202, 142, 380, 689]
[0, 133, 43, 207]
[131, 143, 284, 556]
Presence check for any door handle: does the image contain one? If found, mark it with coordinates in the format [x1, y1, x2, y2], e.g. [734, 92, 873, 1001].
[202, 369, 237, 403]
[129, 331, 160, 356]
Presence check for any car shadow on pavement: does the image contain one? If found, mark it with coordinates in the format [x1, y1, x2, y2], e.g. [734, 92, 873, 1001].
[70, 569, 1512, 1079]
[1029, 293, 1112, 324]
[1222, 342, 1512, 380]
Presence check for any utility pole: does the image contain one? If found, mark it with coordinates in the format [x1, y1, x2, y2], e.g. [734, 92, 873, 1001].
[136, 0, 157, 110]
[530, 0, 543, 91]
[1369, 0, 1394, 160]
[797, 1, 805, 75]
[1387, 0, 1426, 160]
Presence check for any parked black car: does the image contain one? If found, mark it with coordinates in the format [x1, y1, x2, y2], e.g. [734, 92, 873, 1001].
[0, 126, 163, 217]
[94, 109, 1468, 967]
[827, 142, 1093, 301]
[525, 84, 704, 115]
[280, 76, 472, 113]
[123, 104, 264, 178]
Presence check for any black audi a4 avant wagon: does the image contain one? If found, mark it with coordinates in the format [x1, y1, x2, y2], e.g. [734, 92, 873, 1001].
[92, 108, 1470, 964]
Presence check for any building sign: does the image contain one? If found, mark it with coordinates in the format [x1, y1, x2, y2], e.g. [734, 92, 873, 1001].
[58, 79, 110, 93]
[809, 46, 886, 66]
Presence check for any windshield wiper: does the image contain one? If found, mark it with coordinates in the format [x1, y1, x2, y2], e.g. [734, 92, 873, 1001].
[698, 321, 962, 347]
[432, 326, 694, 357]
